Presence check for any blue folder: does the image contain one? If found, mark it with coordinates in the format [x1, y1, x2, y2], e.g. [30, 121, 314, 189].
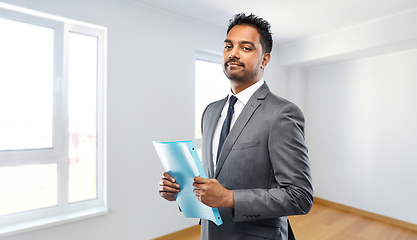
[153, 140, 223, 226]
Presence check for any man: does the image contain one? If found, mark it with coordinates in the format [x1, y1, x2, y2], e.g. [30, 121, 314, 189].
[159, 13, 313, 239]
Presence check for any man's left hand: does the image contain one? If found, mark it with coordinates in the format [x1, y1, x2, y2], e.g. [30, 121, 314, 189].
[193, 176, 234, 208]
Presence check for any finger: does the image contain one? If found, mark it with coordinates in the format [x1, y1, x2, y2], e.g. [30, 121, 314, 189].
[196, 194, 201, 202]
[193, 176, 208, 183]
[159, 183, 180, 192]
[192, 182, 201, 189]
[192, 183, 205, 191]
[162, 172, 176, 183]
[159, 191, 177, 197]
[160, 179, 180, 188]
[193, 189, 202, 200]
[160, 191, 177, 200]
[159, 185, 180, 193]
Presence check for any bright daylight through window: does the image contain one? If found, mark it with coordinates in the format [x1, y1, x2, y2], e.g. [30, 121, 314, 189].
[195, 53, 229, 140]
[68, 32, 98, 203]
[0, 14, 57, 216]
[0, 4, 106, 237]
[0, 17, 54, 152]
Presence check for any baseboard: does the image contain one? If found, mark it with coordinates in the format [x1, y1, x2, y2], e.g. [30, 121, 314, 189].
[152, 225, 200, 240]
[314, 197, 417, 232]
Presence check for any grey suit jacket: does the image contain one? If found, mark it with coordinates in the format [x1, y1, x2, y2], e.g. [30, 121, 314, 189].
[200, 82, 313, 240]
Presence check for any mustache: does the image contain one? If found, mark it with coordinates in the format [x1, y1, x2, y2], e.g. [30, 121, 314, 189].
[225, 59, 244, 67]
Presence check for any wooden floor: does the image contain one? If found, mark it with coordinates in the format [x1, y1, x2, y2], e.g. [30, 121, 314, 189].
[155, 201, 417, 240]
[290, 202, 417, 240]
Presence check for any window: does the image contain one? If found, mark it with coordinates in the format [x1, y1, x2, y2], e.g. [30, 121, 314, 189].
[194, 50, 229, 147]
[0, 3, 106, 237]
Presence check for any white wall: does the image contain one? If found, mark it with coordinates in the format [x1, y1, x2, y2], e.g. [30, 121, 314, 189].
[0, 0, 226, 239]
[278, 8, 417, 225]
[306, 50, 417, 224]
[263, 50, 288, 98]
[4, 0, 415, 238]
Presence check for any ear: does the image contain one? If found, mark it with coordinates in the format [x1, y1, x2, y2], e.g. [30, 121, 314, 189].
[261, 52, 271, 69]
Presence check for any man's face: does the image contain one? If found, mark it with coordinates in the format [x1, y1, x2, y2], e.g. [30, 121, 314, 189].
[222, 25, 269, 84]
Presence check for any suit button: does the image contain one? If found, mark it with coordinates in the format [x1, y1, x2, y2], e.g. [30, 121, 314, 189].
[242, 215, 247, 220]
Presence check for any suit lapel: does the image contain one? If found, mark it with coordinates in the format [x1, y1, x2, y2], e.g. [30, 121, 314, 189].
[214, 83, 270, 178]
[207, 96, 228, 178]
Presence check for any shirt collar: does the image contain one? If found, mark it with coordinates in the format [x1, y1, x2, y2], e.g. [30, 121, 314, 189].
[229, 79, 265, 105]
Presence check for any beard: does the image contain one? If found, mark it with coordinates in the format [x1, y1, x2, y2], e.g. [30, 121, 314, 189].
[223, 59, 247, 82]
[223, 59, 259, 83]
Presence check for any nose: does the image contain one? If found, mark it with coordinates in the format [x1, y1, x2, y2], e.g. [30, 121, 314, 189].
[229, 48, 239, 59]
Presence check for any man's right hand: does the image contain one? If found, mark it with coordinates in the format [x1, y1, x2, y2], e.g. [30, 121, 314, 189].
[158, 172, 181, 201]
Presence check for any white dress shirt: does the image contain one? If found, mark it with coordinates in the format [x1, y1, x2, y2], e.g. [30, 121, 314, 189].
[212, 79, 265, 170]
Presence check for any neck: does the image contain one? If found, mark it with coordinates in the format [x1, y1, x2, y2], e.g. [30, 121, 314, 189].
[230, 77, 262, 94]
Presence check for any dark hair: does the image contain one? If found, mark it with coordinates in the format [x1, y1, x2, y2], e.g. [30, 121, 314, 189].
[227, 13, 273, 53]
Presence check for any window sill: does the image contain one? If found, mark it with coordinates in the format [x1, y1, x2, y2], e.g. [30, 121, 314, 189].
[0, 207, 109, 238]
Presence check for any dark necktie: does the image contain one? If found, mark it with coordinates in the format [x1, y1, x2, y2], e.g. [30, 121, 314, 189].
[217, 95, 238, 163]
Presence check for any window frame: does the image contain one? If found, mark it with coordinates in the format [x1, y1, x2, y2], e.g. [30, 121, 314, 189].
[0, 7, 64, 161]
[0, 3, 107, 238]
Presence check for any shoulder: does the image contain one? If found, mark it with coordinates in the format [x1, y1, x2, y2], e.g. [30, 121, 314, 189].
[264, 92, 304, 119]
[254, 82, 304, 117]
[202, 97, 227, 118]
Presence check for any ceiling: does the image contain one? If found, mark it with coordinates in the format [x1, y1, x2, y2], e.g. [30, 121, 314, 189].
[128, 0, 417, 46]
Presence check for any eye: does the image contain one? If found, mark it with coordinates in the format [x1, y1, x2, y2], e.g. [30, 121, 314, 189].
[224, 45, 232, 50]
[243, 47, 252, 51]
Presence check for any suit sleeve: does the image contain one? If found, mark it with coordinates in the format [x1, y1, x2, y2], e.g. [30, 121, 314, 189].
[233, 102, 313, 221]
[200, 103, 210, 136]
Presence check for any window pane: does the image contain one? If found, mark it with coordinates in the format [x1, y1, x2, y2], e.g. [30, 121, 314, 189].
[0, 164, 57, 216]
[195, 60, 229, 138]
[0, 18, 54, 151]
[68, 32, 97, 203]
